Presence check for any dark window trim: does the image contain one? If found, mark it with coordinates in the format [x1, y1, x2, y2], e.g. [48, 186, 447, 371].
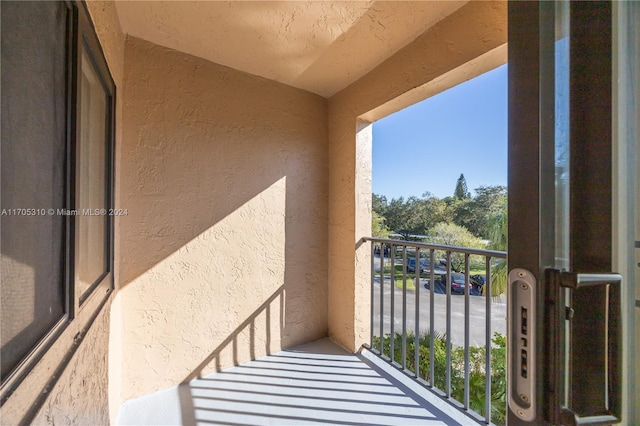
[0, 0, 115, 407]
[67, 0, 79, 322]
[76, 0, 115, 306]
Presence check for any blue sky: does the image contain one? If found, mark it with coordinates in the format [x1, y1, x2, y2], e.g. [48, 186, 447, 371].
[372, 63, 507, 200]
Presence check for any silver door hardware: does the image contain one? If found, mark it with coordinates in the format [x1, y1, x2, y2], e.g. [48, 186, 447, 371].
[546, 270, 622, 425]
[507, 268, 536, 421]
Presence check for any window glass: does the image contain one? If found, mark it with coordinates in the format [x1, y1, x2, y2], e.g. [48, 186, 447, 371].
[554, 0, 570, 271]
[76, 50, 108, 301]
[1, 0, 114, 396]
[0, 1, 68, 379]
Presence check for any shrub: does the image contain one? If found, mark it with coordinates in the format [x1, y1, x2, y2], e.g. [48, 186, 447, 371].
[372, 332, 506, 425]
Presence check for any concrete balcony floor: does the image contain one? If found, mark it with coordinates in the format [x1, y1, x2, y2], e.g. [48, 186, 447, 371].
[117, 338, 475, 425]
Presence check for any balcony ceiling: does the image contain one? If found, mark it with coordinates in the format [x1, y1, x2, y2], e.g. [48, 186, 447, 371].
[114, 1, 468, 97]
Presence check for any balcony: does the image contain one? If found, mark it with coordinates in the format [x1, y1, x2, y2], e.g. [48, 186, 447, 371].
[117, 338, 476, 426]
[115, 239, 506, 426]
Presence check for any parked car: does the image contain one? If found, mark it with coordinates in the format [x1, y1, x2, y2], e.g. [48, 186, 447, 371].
[449, 273, 473, 294]
[424, 272, 477, 295]
[405, 257, 431, 273]
[470, 274, 486, 293]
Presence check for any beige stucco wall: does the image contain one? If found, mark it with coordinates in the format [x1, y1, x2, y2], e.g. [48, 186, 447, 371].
[0, 2, 125, 425]
[113, 36, 328, 404]
[327, 0, 507, 351]
[30, 298, 113, 425]
[1, 297, 115, 426]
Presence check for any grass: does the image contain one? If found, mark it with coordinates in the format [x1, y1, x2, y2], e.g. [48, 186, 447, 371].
[382, 264, 416, 290]
[469, 267, 487, 276]
[394, 277, 415, 290]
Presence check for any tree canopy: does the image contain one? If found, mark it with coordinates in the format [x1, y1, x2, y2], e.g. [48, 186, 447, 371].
[371, 180, 508, 294]
[428, 222, 486, 271]
[373, 184, 506, 242]
[371, 210, 391, 239]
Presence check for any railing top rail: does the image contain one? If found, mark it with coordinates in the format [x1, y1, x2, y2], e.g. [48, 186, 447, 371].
[362, 236, 507, 259]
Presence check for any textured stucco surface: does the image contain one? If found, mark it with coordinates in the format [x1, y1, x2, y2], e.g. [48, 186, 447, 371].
[0, 292, 114, 426]
[30, 298, 113, 425]
[0, 3, 124, 423]
[116, 36, 328, 403]
[114, 1, 467, 97]
[327, 0, 507, 351]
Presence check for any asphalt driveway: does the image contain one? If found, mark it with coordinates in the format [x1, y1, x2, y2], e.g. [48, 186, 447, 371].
[371, 275, 506, 348]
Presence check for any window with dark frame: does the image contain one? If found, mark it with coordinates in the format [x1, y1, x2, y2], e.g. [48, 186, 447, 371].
[76, 33, 114, 306]
[0, 0, 114, 395]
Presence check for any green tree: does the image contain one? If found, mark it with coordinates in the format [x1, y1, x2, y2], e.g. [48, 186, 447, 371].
[372, 187, 508, 295]
[450, 197, 478, 234]
[447, 185, 507, 239]
[398, 195, 441, 237]
[454, 174, 471, 199]
[372, 193, 388, 218]
[487, 202, 507, 252]
[415, 193, 449, 232]
[472, 185, 507, 239]
[371, 210, 391, 238]
[375, 193, 450, 237]
[487, 198, 507, 297]
[383, 196, 407, 233]
[428, 222, 485, 271]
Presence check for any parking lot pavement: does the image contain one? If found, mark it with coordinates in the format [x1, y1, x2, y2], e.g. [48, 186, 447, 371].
[371, 275, 506, 348]
[372, 254, 391, 271]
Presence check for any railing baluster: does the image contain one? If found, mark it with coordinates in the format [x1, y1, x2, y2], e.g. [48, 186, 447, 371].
[485, 256, 493, 424]
[390, 244, 395, 362]
[429, 248, 435, 388]
[445, 250, 452, 398]
[464, 253, 471, 410]
[379, 243, 385, 354]
[370, 242, 375, 347]
[414, 247, 420, 379]
[402, 246, 407, 370]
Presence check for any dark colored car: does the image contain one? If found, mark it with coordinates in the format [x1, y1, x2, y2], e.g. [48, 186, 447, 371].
[449, 273, 473, 294]
[405, 257, 431, 273]
[470, 274, 486, 293]
[424, 272, 479, 295]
